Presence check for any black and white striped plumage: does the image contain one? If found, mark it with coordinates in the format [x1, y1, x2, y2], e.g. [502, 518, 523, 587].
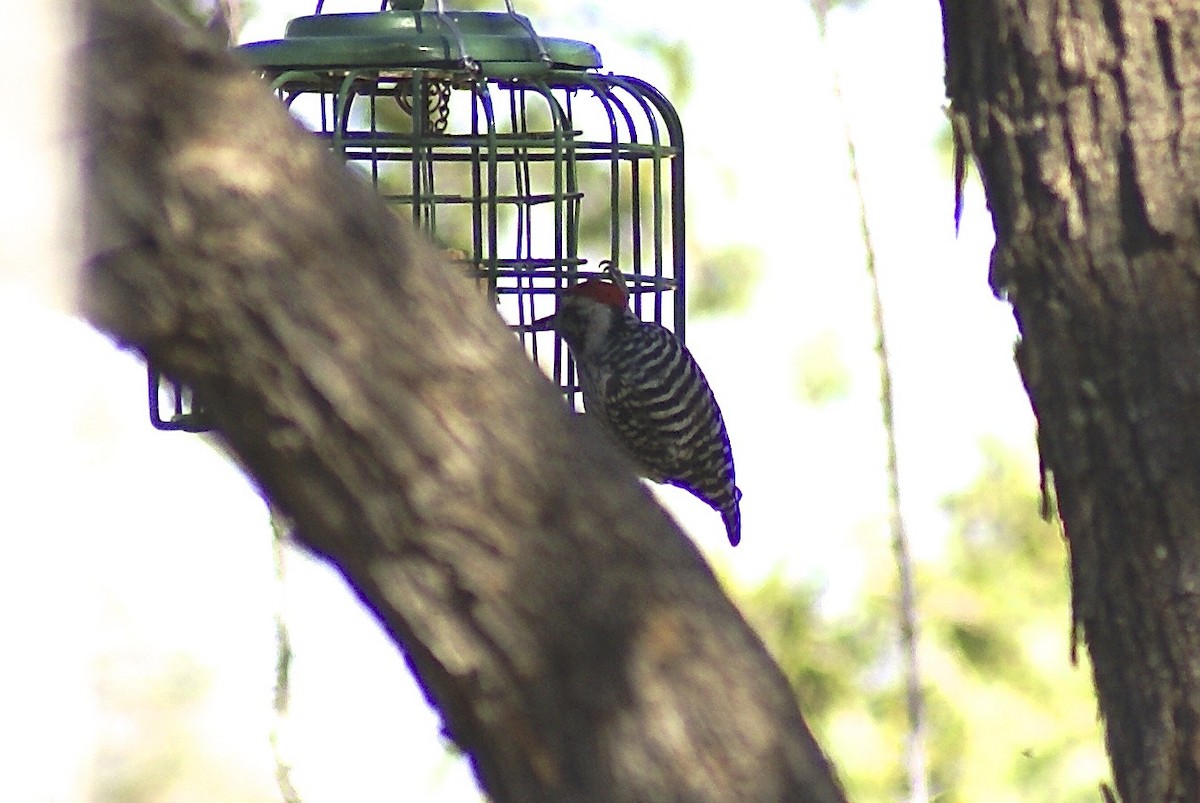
[551, 279, 743, 546]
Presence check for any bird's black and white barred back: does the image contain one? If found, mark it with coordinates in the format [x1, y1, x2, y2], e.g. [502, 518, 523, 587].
[549, 279, 743, 546]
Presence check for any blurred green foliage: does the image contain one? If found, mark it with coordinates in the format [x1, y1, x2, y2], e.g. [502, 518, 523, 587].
[92, 650, 272, 803]
[688, 244, 763, 317]
[152, 0, 208, 26]
[154, 0, 259, 29]
[934, 119, 955, 175]
[811, 0, 871, 34]
[793, 331, 852, 405]
[737, 440, 1109, 801]
[621, 32, 694, 106]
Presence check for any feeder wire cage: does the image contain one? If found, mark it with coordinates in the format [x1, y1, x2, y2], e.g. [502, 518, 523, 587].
[148, 0, 686, 429]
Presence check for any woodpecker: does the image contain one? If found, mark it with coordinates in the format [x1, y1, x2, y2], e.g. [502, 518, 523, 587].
[539, 279, 743, 546]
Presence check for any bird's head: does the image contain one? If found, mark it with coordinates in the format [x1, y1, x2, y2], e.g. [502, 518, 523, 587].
[530, 279, 628, 356]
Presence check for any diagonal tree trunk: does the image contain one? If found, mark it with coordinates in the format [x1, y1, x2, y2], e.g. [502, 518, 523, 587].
[943, 2, 1200, 799]
[81, 1, 846, 800]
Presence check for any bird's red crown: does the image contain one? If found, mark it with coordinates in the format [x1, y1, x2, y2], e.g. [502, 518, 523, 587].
[566, 278, 628, 308]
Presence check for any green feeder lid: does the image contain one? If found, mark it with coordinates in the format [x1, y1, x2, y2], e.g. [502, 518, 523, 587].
[237, 7, 602, 77]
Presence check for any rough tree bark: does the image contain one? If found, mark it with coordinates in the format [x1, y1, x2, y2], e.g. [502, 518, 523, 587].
[943, 2, 1200, 800]
[82, 1, 846, 800]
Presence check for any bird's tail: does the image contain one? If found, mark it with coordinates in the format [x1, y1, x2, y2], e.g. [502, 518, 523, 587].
[723, 487, 743, 546]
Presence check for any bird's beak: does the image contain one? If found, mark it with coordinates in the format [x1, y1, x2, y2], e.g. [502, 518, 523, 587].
[529, 313, 557, 331]
[511, 313, 557, 333]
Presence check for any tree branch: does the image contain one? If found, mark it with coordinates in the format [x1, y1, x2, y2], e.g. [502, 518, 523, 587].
[82, 1, 847, 800]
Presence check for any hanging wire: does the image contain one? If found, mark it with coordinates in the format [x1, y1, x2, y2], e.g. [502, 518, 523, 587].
[434, 0, 476, 71]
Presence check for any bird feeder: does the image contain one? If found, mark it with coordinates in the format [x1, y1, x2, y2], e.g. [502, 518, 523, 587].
[148, 0, 686, 430]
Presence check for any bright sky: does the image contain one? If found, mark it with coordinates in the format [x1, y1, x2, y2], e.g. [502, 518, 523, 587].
[1, 1, 1031, 801]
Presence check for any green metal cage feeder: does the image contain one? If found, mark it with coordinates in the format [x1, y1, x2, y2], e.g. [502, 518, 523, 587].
[149, 0, 686, 430]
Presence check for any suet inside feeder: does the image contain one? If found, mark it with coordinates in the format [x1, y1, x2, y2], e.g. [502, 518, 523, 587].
[148, 0, 686, 430]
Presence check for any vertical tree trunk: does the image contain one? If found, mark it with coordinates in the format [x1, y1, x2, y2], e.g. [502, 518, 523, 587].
[82, 1, 847, 800]
[943, 2, 1200, 799]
